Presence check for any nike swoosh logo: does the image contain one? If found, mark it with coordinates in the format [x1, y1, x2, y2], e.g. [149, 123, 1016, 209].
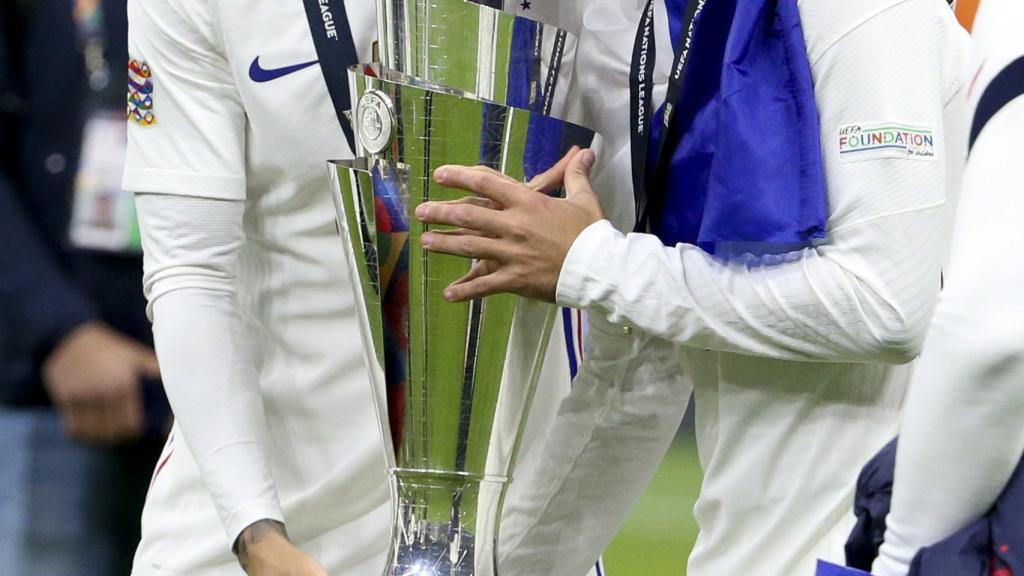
[248, 56, 320, 83]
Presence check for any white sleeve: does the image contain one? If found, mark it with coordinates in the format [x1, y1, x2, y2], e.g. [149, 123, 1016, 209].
[123, 0, 246, 200]
[872, 85, 1024, 576]
[125, 0, 278, 547]
[557, 1, 965, 365]
[137, 193, 283, 546]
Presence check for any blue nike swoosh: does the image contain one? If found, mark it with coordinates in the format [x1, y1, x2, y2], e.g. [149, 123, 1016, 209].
[248, 57, 320, 83]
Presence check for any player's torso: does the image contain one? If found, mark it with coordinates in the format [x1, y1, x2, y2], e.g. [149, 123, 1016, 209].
[560, 1, 961, 574]
[214, 0, 372, 270]
[204, 0, 376, 394]
[680, 349, 909, 575]
[135, 5, 393, 574]
[686, 4, 966, 573]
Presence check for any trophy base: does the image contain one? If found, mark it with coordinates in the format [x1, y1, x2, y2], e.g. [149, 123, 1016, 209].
[385, 470, 507, 576]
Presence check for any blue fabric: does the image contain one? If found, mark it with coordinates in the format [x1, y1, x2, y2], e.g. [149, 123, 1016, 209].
[561, 307, 579, 379]
[847, 437, 1024, 576]
[506, 18, 538, 111]
[524, 114, 568, 180]
[649, 0, 827, 252]
[817, 561, 871, 576]
[507, 19, 586, 181]
[846, 439, 898, 570]
[664, 0, 687, 47]
[0, 409, 118, 575]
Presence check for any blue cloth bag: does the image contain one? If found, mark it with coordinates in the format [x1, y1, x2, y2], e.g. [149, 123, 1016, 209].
[649, 0, 828, 251]
[847, 438, 1024, 576]
[817, 561, 872, 576]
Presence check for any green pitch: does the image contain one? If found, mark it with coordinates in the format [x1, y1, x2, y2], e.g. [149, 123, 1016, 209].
[603, 439, 703, 575]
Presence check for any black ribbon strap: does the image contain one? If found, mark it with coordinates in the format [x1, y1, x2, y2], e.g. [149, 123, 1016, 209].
[302, 0, 360, 150]
[629, 0, 658, 232]
[628, 0, 706, 232]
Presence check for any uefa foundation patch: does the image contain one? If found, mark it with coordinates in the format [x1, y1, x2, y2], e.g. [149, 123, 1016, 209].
[838, 123, 936, 162]
[127, 59, 156, 126]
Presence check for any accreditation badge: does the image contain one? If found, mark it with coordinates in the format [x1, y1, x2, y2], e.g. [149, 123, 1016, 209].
[69, 111, 141, 254]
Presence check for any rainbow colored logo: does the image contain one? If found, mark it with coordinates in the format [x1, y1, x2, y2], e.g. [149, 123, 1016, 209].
[127, 59, 156, 126]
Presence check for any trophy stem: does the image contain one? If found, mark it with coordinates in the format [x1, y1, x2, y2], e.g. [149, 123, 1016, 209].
[386, 470, 507, 576]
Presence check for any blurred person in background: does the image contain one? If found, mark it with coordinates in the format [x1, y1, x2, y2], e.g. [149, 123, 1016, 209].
[0, 0, 170, 573]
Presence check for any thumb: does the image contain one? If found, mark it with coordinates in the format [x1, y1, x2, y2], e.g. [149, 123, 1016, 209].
[528, 145, 579, 193]
[564, 148, 598, 204]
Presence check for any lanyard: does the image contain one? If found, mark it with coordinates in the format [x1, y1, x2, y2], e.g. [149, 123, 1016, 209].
[628, 0, 706, 231]
[302, 0, 359, 150]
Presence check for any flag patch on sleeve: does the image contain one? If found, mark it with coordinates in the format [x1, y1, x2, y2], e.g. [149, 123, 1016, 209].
[838, 123, 936, 162]
[127, 59, 157, 126]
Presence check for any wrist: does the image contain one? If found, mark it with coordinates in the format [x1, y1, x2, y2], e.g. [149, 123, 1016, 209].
[234, 519, 289, 572]
[555, 219, 619, 309]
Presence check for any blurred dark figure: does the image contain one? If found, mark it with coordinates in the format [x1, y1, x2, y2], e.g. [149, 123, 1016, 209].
[0, 0, 171, 573]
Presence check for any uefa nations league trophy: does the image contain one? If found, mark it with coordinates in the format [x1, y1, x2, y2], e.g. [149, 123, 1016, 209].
[328, 1, 595, 574]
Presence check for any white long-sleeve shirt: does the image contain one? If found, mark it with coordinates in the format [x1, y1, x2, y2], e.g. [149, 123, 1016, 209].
[124, 3, 395, 573]
[875, 2, 1024, 574]
[499, 1, 969, 575]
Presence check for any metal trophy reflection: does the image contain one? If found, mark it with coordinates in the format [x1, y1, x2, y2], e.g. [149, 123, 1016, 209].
[328, 1, 595, 574]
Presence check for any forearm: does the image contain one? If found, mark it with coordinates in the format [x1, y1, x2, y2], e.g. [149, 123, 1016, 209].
[138, 193, 283, 545]
[555, 0, 962, 366]
[557, 206, 942, 364]
[151, 288, 284, 538]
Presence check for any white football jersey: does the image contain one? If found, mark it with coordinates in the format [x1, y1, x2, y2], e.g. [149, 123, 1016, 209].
[124, 1, 587, 574]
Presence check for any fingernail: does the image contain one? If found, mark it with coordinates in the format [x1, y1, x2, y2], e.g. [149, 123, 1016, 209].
[443, 288, 455, 301]
[420, 232, 432, 247]
[434, 167, 448, 183]
[416, 204, 429, 220]
[581, 149, 595, 169]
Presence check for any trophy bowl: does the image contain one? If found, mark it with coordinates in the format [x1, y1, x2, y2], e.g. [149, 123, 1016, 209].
[328, 2, 595, 574]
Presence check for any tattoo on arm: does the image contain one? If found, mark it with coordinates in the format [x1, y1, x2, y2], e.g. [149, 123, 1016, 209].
[234, 519, 288, 572]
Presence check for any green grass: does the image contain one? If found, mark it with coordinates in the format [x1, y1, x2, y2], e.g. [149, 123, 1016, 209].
[602, 439, 703, 575]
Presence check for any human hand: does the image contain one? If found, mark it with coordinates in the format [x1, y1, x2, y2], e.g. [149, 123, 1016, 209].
[41, 321, 159, 444]
[236, 520, 328, 576]
[416, 147, 604, 303]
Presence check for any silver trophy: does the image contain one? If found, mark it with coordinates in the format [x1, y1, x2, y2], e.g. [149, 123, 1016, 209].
[328, 1, 594, 574]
